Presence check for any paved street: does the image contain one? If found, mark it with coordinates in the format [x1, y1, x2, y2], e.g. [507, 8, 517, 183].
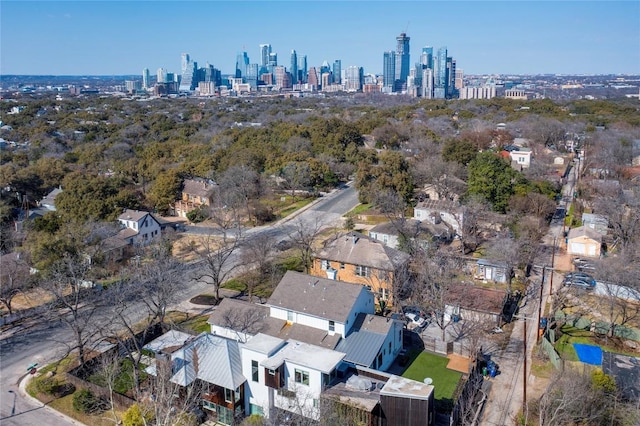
[0, 184, 358, 425]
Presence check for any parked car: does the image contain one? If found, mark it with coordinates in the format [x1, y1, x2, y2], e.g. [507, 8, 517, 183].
[573, 258, 596, 271]
[564, 272, 596, 285]
[563, 277, 596, 289]
[405, 312, 426, 329]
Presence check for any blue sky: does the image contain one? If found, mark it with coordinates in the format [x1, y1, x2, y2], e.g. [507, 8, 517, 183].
[1, 1, 639, 76]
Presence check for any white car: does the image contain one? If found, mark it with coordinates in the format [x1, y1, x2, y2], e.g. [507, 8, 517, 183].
[405, 312, 426, 329]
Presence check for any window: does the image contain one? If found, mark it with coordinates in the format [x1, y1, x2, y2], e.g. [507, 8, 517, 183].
[268, 369, 276, 376]
[224, 388, 233, 403]
[287, 310, 293, 322]
[294, 369, 309, 386]
[355, 265, 370, 277]
[252, 360, 259, 382]
[313, 399, 319, 408]
[321, 260, 329, 270]
[389, 341, 392, 352]
[329, 320, 335, 332]
[340, 263, 345, 269]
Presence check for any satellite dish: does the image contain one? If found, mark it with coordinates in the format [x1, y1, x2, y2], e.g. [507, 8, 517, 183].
[423, 378, 433, 385]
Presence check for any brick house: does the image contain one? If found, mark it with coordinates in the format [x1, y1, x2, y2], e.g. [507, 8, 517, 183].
[174, 178, 217, 218]
[309, 231, 410, 307]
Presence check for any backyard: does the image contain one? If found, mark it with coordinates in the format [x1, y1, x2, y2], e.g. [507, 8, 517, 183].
[401, 350, 462, 407]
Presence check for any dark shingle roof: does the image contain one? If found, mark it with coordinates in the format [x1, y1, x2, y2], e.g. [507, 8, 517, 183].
[267, 271, 369, 323]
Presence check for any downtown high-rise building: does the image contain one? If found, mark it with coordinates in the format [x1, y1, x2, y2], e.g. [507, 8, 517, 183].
[420, 46, 433, 69]
[383, 51, 396, 91]
[259, 44, 271, 67]
[395, 32, 410, 91]
[290, 50, 298, 84]
[179, 53, 198, 91]
[332, 60, 342, 85]
[434, 46, 448, 99]
[298, 55, 307, 83]
[235, 51, 250, 78]
[344, 66, 363, 92]
[142, 68, 150, 89]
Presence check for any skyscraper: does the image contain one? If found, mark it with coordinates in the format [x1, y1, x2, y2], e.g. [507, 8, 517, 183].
[383, 51, 396, 91]
[235, 51, 250, 78]
[259, 44, 271, 67]
[142, 68, 150, 89]
[420, 46, 433, 69]
[344, 66, 363, 92]
[290, 50, 298, 84]
[298, 55, 307, 83]
[395, 32, 410, 91]
[434, 46, 448, 99]
[179, 53, 197, 91]
[332, 60, 342, 84]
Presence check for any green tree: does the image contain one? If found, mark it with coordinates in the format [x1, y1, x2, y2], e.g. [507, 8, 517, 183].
[149, 169, 182, 215]
[466, 151, 517, 213]
[442, 138, 478, 165]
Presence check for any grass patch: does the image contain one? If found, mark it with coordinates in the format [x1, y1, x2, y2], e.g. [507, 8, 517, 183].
[530, 355, 555, 379]
[402, 351, 462, 402]
[180, 314, 211, 334]
[276, 198, 315, 219]
[87, 358, 148, 395]
[345, 203, 372, 216]
[48, 392, 122, 426]
[222, 278, 247, 292]
[276, 255, 304, 272]
[27, 356, 76, 398]
[555, 325, 594, 361]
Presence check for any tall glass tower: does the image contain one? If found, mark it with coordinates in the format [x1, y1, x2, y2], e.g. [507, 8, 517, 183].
[142, 68, 150, 89]
[383, 51, 396, 90]
[179, 53, 197, 91]
[290, 50, 298, 84]
[420, 46, 433, 69]
[298, 55, 307, 83]
[434, 46, 448, 99]
[259, 44, 271, 67]
[395, 32, 410, 90]
[332, 60, 342, 84]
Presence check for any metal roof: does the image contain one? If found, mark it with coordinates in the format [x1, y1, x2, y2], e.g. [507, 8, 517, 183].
[170, 333, 246, 390]
[335, 330, 387, 367]
[260, 339, 345, 374]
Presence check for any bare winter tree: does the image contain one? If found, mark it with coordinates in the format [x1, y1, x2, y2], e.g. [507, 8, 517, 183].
[220, 306, 267, 342]
[593, 189, 640, 251]
[44, 254, 105, 364]
[411, 250, 463, 340]
[459, 195, 491, 254]
[535, 368, 638, 426]
[288, 217, 324, 273]
[0, 252, 33, 315]
[240, 232, 277, 302]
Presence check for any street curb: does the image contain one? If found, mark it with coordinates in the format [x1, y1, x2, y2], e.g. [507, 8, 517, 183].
[18, 371, 86, 426]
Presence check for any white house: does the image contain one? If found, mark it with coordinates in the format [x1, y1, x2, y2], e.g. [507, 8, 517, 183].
[266, 271, 375, 339]
[509, 148, 532, 169]
[117, 209, 162, 246]
[413, 199, 463, 236]
[241, 334, 345, 421]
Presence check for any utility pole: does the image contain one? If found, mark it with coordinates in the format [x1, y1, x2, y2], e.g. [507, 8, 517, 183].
[537, 271, 544, 344]
[523, 317, 527, 414]
[549, 236, 556, 297]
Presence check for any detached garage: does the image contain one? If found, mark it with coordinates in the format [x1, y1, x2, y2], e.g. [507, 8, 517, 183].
[567, 226, 602, 258]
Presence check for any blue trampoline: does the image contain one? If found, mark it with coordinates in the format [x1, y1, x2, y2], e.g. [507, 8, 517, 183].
[573, 343, 603, 365]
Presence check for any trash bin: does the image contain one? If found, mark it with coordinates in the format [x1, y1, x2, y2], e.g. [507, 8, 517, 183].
[482, 367, 488, 377]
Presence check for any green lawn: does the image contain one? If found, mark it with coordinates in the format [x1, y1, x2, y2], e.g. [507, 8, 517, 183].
[180, 314, 211, 334]
[402, 351, 462, 402]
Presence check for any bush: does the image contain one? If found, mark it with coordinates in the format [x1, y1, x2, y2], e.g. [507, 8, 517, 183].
[122, 403, 146, 426]
[34, 376, 61, 396]
[72, 389, 106, 414]
[186, 207, 208, 223]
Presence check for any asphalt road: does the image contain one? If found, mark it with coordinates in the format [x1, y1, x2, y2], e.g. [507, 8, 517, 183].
[0, 184, 359, 425]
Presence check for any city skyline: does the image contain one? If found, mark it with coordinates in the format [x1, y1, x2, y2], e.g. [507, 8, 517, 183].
[1, 1, 639, 76]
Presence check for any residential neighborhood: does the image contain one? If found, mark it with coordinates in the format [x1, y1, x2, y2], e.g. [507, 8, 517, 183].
[1, 92, 639, 426]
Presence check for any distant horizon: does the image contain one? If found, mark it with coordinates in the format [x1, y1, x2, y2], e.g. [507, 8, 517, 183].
[2, 1, 639, 76]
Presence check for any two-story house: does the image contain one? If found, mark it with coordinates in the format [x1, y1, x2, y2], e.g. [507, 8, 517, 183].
[309, 232, 411, 306]
[174, 178, 217, 218]
[210, 271, 404, 369]
[117, 209, 162, 246]
[143, 331, 247, 425]
[241, 334, 345, 422]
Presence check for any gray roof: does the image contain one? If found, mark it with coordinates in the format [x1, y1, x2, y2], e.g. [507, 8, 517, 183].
[314, 232, 410, 271]
[170, 333, 245, 390]
[118, 209, 150, 222]
[143, 330, 194, 354]
[568, 226, 603, 242]
[182, 178, 216, 198]
[40, 187, 62, 210]
[268, 270, 370, 323]
[334, 314, 399, 367]
[208, 297, 342, 349]
[242, 333, 286, 356]
[414, 199, 462, 213]
[369, 219, 451, 239]
[380, 375, 434, 400]
[477, 258, 508, 268]
[260, 339, 345, 374]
